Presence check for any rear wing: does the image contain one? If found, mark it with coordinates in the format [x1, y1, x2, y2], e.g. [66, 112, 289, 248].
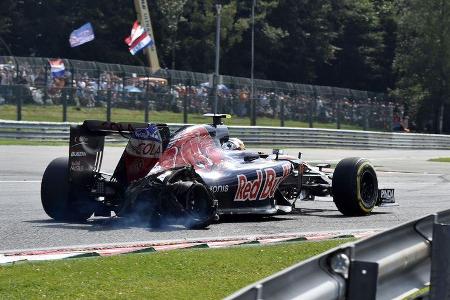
[69, 120, 170, 187]
[80, 120, 153, 134]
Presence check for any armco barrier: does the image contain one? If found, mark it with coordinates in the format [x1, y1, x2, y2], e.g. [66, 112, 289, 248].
[1, 120, 450, 149]
[226, 209, 450, 300]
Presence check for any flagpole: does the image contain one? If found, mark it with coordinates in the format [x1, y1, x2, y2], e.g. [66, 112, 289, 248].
[250, 0, 256, 126]
[134, 0, 160, 72]
[213, 4, 222, 115]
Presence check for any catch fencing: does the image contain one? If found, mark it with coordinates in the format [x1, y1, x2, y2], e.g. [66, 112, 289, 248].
[0, 56, 396, 131]
[226, 209, 450, 300]
[1, 120, 449, 150]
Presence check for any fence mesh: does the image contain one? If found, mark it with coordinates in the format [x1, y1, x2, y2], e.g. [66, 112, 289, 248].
[0, 56, 396, 130]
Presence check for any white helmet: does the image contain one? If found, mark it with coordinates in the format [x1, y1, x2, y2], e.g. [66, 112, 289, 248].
[222, 138, 245, 150]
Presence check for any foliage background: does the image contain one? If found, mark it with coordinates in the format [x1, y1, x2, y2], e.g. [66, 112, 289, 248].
[0, 0, 448, 133]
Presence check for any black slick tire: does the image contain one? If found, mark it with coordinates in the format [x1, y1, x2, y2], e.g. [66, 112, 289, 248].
[41, 157, 93, 221]
[183, 183, 216, 229]
[332, 157, 378, 216]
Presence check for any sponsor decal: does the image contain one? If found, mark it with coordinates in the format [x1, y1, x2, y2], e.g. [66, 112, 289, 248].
[133, 125, 161, 142]
[102, 121, 137, 133]
[70, 151, 87, 157]
[126, 124, 162, 158]
[210, 185, 229, 193]
[70, 161, 83, 171]
[74, 136, 88, 143]
[235, 170, 263, 201]
[234, 164, 291, 201]
[127, 140, 161, 158]
[379, 189, 395, 202]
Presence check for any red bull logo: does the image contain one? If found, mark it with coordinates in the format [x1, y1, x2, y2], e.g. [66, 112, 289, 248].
[234, 164, 291, 201]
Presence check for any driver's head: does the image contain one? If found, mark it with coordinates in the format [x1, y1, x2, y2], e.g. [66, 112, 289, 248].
[222, 138, 245, 150]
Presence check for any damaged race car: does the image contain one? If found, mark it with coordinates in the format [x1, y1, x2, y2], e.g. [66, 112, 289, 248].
[41, 114, 396, 229]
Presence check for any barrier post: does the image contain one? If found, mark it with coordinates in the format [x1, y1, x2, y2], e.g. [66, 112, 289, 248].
[388, 104, 394, 132]
[429, 216, 450, 300]
[67, 60, 75, 122]
[310, 88, 317, 128]
[106, 89, 111, 122]
[347, 261, 379, 300]
[43, 64, 49, 104]
[144, 98, 149, 123]
[16, 86, 22, 121]
[62, 87, 67, 122]
[280, 98, 285, 127]
[183, 95, 188, 124]
[363, 104, 369, 131]
[336, 98, 341, 129]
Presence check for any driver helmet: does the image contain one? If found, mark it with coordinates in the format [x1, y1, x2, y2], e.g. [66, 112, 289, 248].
[222, 138, 245, 150]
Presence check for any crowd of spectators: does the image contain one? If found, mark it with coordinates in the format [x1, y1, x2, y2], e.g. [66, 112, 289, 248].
[0, 59, 405, 131]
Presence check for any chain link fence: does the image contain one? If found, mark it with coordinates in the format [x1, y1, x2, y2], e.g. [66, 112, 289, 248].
[0, 56, 396, 131]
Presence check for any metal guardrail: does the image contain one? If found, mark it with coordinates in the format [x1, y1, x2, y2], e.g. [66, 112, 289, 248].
[226, 209, 450, 300]
[0, 120, 450, 149]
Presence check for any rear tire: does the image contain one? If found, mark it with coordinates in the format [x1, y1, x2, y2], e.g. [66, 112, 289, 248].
[183, 183, 216, 229]
[41, 157, 93, 221]
[332, 157, 378, 216]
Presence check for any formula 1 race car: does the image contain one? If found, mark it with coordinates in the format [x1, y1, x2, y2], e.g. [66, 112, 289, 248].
[41, 115, 396, 229]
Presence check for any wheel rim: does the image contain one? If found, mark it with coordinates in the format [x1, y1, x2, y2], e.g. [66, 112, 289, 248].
[186, 185, 210, 220]
[360, 170, 376, 207]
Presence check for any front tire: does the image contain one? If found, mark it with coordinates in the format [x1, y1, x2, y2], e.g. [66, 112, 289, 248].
[41, 157, 93, 221]
[332, 157, 378, 216]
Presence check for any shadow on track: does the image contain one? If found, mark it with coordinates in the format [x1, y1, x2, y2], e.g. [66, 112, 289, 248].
[292, 207, 391, 218]
[24, 217, 187, 232]
[25, 211, 297, 232]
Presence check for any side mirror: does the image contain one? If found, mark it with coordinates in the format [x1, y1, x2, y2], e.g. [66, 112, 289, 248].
[272, 149, 284, 160]
[272, 149, 284, 155]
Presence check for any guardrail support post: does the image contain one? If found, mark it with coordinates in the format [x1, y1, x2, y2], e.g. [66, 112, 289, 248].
[430, 217, 450, 300]
[16, 86, 22, 121]
[144, 98, 149, 123]
[62, 88, 67, 122]
[388, 104, 394, 132]
[363, 104, 369, 131]
[336, 98, 341, 129]
[106, 90, 111, 122]
[280, 98, 285, 127]
[347, 261, 378, 300]
[183, 95, 188, 124]
[308, 97, 314, 128]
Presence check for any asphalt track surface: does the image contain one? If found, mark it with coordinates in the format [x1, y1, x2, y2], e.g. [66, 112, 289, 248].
[1, 145, 449, 251]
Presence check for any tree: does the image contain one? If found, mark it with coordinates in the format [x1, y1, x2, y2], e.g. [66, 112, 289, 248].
[0, 0, 17, 56]
[394, 0, 450, 133]
[173, 1, 254, 73]
[265, 0, 337, 83]
[316, 0, 386, 91]
[155, 0, 187, 69]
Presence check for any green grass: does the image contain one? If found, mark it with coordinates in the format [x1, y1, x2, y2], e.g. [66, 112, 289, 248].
[0, 239, 351, 300]
[0, 139, 68, 146]
[428, 157, 450, 163]
[0, 139, 127, 146]
[0, 104, 362, 130]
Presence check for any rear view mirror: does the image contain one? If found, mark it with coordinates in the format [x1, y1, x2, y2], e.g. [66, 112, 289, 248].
[272, 149, 284, 155]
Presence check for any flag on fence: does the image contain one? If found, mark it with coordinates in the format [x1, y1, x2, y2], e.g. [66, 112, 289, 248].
[69, 22, 95, 47]
[124, 21, 153, 55]
[49, 59, 65, 78]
